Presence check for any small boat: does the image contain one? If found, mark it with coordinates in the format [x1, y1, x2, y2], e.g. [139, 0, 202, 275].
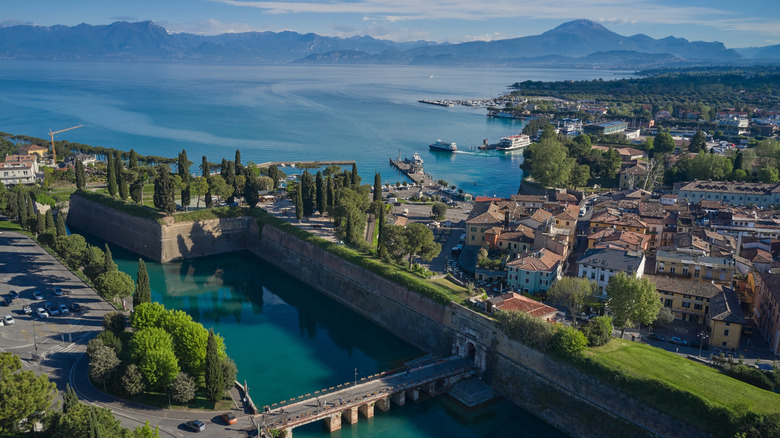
[429, 139, 457, 153]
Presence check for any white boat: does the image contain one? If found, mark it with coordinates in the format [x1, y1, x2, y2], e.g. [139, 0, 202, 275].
[496, 134, 531, 151]
[429, 139, 457, 152]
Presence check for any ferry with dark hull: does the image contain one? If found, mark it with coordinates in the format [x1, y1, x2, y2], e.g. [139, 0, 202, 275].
[429, 139, 458, 153]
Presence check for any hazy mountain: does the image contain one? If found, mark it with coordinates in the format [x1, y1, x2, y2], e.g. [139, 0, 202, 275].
[0, 21, 435, 62]
[0, 19, 772, 67]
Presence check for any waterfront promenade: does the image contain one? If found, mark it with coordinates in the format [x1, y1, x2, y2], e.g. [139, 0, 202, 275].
[257, 356, 475, 437]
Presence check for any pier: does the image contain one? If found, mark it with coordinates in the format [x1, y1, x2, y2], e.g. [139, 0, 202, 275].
[389, 155, 433, 186]
[256, 356, 476, 437]
[254, 160, 355, 168]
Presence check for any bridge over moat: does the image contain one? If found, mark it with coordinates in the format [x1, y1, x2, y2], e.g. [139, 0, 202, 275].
[255, 356, 476, 438]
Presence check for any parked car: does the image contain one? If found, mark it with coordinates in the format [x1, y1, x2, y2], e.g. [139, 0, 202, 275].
[36, 308, 49, 318]
[68, 303, 81, 313]
[221, 412, 237, 425]
[23, 305, 32, 314]
[4, 315, 14, 325]
[2, 297, 10, 306]
[52, 287, 64, 296]
[9, 290, 19, 299]
[648, 333, 665, 342]
[45, 303, 59, 316]
[184, 420, 206, 432]
[33, 291, 43, 300]
[668, 337, 688, 346]
[59, 304, 69, 314]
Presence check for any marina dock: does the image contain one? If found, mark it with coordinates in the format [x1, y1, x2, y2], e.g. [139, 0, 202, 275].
[389, 154, 433, 186]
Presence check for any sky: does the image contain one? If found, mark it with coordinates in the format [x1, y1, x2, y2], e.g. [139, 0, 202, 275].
[2, 0, 780, 48]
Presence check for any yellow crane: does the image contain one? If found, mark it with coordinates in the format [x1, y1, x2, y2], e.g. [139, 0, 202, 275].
[48, 125, 83, 162]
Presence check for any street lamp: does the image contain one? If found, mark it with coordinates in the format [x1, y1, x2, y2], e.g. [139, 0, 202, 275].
[354, 368, 358, 387]
[698, 331, 709, 358]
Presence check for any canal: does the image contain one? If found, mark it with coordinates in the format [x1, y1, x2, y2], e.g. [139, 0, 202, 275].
[83, 231, 565, 438]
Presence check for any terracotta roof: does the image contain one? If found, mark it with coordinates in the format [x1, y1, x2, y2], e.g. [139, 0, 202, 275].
[19, 144, 47, 153]
[555, 204, 579, 221]
[489, 292, 558, 318]
[506, 249, 564, 272]
[644, 274, 721, 298]
[529, 209, 553, 223]
[625, 189, 650, 198]
[623, 164, 648, 176]
[698, 200, 724, 210]
[510, 195, 547, 203]
[588, 228, 649, 250]
[742, 248, 773, 264]
[638, 202, 664, 218]
[679, 180, 780, 195]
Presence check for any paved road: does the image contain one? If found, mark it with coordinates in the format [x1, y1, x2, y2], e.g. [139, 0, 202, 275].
[0, 231, 250, 437]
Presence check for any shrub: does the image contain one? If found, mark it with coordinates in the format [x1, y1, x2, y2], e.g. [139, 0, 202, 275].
[121, 364, 146, 397]
[495, 310, 555, 351]
[582, 316, 613, 347]
[96, 330, 122, 354]
[727, 365, 774, 391]
[86, 338, 105, 360]
[552, 325, 588, 357]
[169, 372, 196, 404]
[103, 311, 128, 333]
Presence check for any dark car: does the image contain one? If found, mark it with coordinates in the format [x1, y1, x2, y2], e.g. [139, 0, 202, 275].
[648, 333, 665, 342]
[184, 420, 205, 432]
[68, 303, 81, 313]
[2, 297, 11, 306]
[9, 291, 19, 299]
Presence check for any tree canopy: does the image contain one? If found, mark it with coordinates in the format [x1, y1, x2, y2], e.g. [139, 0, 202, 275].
[606, 272, 662, 337]
[0, 352, 57, 434]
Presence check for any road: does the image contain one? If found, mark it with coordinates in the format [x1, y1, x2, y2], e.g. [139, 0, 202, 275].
[0, 231, 250, 437]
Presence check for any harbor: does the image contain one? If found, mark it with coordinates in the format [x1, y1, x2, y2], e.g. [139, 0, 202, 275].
[389, 152, 434, 186]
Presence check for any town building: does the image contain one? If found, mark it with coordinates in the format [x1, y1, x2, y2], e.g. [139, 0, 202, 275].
[654, 250, 736, 286]
[19, 144, 48, 158]
[708, 289, 745, 350]
[576, 247, 646, 296]
[676, 180, 780, 208]
[486, 292, 559, 320]
[751, 272, 780, 355]
[646, 275, 720, 324]
[506, 249, 564, 295]
[618, 163, 648, 190]
[583, 121, 628, 135]
[1, 154, 39, 185]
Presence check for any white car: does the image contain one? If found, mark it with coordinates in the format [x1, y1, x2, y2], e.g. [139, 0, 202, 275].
[36, 308, 49, 318]
[4, 315, 14, 325]
[58, 304, 69, 314]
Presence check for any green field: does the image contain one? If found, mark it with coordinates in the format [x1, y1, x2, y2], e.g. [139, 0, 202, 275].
[580, 340, 780, 436]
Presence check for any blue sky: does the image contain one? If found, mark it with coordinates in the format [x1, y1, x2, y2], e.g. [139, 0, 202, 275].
[3, 0, 779, 48]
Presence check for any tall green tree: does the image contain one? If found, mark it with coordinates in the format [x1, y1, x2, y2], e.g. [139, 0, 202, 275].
[94, 271, 135, 307]
[315, 171, 326, 214]
[139, 348, 179, 391]
[295, 183, 303, 221]
[134, 258, 151, 307]
[0, 352, 57, 434]
[129, 149, 138, 169]
[244, 172, 259, 208]
[35, 212, 45, 236]
[25, 192, 35, 227]
[326, 175, 335, 208]
[88, 344, 120, 391]
[351, 163, 360, 187]
[300, 171, 315, 216]
[130, 172, 144, 204]
[688, 130, 707, 153]
[653, 132, 676, 155]
[606, 272, 662, 338]
[268, 164, 280, 190]
[546, 277, 597, 327]
[403, 223, 441, 268]
[62, 383, 79, 415]
[106, 153, 118, 198]
[45, 209, 55, 230]
[17, 191, 27, 226]
[234, 149, 242, 169]
[205, 329, 226, 402]
[178, 150, 191, 210]
[169, 372, 196, 404]
[528, 138, 575, 187]
[377, 204, 386, 256]
[373, 172, 382, 202]
[202, 156, 212, 208]
[56, 212, 67, 237]
[118, 169, 129, 201]
[75, 160, 86, 190]
[153, 164, 176, 215]
[103, 244, 117, 273]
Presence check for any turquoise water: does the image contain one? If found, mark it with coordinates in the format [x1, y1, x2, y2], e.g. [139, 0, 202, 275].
[0, 61, 629, 197]
[77, 231, 566, 438]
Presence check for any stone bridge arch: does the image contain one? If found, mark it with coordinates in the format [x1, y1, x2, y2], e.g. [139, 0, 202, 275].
[452, 329, 487, 371]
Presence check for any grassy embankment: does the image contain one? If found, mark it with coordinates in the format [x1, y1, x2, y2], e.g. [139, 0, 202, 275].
[576, 339, 780, 437]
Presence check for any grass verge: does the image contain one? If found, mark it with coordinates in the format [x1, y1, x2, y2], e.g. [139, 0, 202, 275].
[574, 339, 780, 437]
[73, 191, 164, 222]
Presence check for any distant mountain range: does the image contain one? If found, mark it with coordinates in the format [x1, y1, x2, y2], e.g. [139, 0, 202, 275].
[1, 19, 779, 68]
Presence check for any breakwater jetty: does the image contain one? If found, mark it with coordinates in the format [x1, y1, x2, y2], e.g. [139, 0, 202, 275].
[389, 154, 433, 186]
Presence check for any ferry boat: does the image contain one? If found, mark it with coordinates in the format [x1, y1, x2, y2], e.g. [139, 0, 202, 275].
[429, 139, 458, 152]
[496, 134, 531, 151]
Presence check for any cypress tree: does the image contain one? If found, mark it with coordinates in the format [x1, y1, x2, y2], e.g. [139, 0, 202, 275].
[351, 163, 360, 187]
[45, 209, 55, 230]
[301, 171, 315, 217]
[134, 258, 151, 307]
[113, 150, 123, 179]
[295, 183, 303, 221]
[178, 150, 191, 210]
[25, 192, 35, 227]
[202, 156, 213, 208]
[268, 164, 280, 190]
[35, 212, 45, 235]
[129, 149, 138, 169]
[56, 212, 67, 237]
[326, 175, 335, 208]
[104, 244, 117, 273]
[205, 329, 225, 402]
[130, 173, 144, 204]
[373, 172, 382, 202]
[220, 158, 228, 180]
[63, 383, 79, 415]
[315, 171, 325, 214]
[75, 160, 86, 190]
[18, 192, 27, 227]
[106, 154, 118, 198]
[153, 164, 176, 215]
[234, 150, 241, 169]
[119, 173, 130, 201]
[342, 170, 352, 189]
[377, 204, 386, 256]
[244, 172, 259, 208]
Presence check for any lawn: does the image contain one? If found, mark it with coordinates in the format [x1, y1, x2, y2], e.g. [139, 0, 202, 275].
[430, 277, 469, 296]
[0, 219, 28, 234]
[580, 339, 780, 436]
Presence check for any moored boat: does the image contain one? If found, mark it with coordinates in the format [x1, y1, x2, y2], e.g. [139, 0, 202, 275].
[496, 134, 531, 151]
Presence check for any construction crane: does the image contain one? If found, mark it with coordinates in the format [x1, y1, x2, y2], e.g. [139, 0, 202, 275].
[48, 125, 83, 162]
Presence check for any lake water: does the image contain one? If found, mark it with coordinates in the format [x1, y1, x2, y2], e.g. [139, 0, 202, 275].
[0, 61, 629, 197]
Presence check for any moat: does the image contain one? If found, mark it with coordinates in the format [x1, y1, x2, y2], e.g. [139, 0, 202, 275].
[78, 229, 566, 438]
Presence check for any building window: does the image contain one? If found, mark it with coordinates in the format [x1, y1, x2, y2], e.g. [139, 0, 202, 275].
[682, 302, 691, 308]
[694, 304, 702, 311]
[664, 299, 672, 307]
[658, 262, 664, 273]
[682, 266, 688, 275]
[683, 294, 691, 299]
[670, 266, 676, 274]
[724, 329, 729, 336]
[471, 227, 476, 232]
[694, 268, 700, 279]
[725, 322, 730, 326]
[722, 342, 727, 347]
[525, 278, 529, 284]
[599, 274, 604, 281]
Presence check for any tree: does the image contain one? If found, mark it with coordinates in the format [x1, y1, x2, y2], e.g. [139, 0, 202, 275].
[0, 352, 57, 434]
[546, 277, 597, 326]
[377, 203, 386, 256]
[295, 183, 303, 221]
[689, 130, 707, 153]
[25, 192, 35, 227]
[300, 171, 315, 217]
[373, 172, 382, 203]
[45, 209, 55, 230]
[192, 177, 208, 208]
[178, 150, 191, 210]
[653, 132, 675, 154]
[758, 167, 780, 183]
[35, 212, 45, 235]
[63, 383, 79, 415]
[75, 160, 86, 189]
[82, 245, 106, 280]
[119, 170, 129, 201]
[17, 192, 27, 228]
[130, 328, 173, 361]
[551, 326, 588, 357]
[569, 164, 590, 188]
[351, 162, 360, 187]
[53, 234, 88, 269]
[244, 172, 259, 208]
[89, 344, 120, 391]
[139, 348, 180, 390]
[606, 272, 662, 338]
[135, 258, 151, 307]
[379, 224, 407, 263]
[56, 212, 67, 237]
[403, 223, 441, 268]
[161, 310, 209, 375]
[582, 316, 614, 347]
[315, 171, 326, 214]
[102, 311, 128, 333]
[130, 421, 160, 438]
[268, 164, 280, 190]
[95, 271, 135, 306]
[106, 153, 118, 198]
[131, 302, 167, 330]
[121, 364, 146, 397]
[130, 172, 144, 204]
[205, 329, 226, 402]
[220, 357, 238, 392]
[654, 306, 675, 327]
[169, 372, 196, 404]
[528, 138, 574, 187]
[104, 243, 117, 273]
[431, 202, 448, 220]
[153, 164, 176, 215]
[208, 174, 233, 203]
[52, 403, 126, 438]
[129, 149, 139, 169]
